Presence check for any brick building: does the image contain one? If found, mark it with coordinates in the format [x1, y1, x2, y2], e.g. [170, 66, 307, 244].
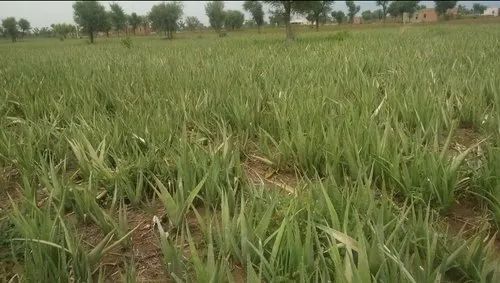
[127, 25, 151, 36]
[412, 8, 438, 23]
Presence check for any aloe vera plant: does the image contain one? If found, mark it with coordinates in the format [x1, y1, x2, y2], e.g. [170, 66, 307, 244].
[0, 23, 499, 281]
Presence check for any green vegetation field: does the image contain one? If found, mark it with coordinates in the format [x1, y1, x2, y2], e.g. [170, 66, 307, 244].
[1, 23, 499, 282]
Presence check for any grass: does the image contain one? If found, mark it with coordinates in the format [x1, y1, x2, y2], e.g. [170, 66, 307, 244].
[0, 23, 499, 282]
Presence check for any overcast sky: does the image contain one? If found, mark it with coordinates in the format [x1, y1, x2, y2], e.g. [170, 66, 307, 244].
[1, 1, 499, 28]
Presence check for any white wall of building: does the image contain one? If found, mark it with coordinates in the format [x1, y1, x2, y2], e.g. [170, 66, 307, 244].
[483, 8, 499, 16]
[290, 15, 311, 25]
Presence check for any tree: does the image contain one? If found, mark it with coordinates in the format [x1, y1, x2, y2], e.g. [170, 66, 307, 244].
[185, 16, 202, 31]
[264, 1, 311, 40]
[141, 16, 150, 32]
[372, 9, 384, 20]
[178, 20, 185, 30]
[387, 1, 419, 21]
[110, 2, 127, 35]
[18, 18, 31, 38]
[472, 3, 487, 15]
[225, 10, 245, 30]
[73, 0, 108, 43]
[51, 23, 75, 40]
[305, 1, 334, 31]
[434, 1, 457, 16]
[346, 0, 360, 23]
[331, 11, 345, 24]
[457, 5, 472, 16]
[128, 12, 142, 35]
[149, 1, 183, 39]
[375, 1, 390, 22]
[269, 9, 285, 26]
[361, 10, 373, 21]
[205, 1, 226, 35]
[243, 1, 265, 32]
[2, 17, 18, 42]
[33, 27, 53, 37]
[102, 12, 113, 37]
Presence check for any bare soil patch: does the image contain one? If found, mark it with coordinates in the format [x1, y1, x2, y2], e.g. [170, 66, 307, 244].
[0, 166, 21, 212]
[74, 203, 168, 282]
[444, 197, 500, 254]
[441, 126, 485, 158]
[444, 126, 486, 180]
[243, 154, 300, 196]
[74, 204, 214, 282]
[231, 263, 246, 283]
[0, 166, 24, 282]
[452, 127, 481, 149]
[445, 198, 489, 235]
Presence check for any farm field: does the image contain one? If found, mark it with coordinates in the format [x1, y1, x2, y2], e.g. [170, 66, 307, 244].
[0, 23, 499, 282]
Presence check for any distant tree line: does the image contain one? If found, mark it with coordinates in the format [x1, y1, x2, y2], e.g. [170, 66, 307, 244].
[1, 17, 31, 42]
[1, 1, 490, 44]
[458, 3, 488, 15]
[69, 1, 262, 42]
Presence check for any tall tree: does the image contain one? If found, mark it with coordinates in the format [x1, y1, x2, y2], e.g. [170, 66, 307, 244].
[102, 12, 113, 37]
[185, 16, 202, 31]
[243, 1, 265, 32]
[18, 18, 31, 38]
[305, 1, 334, 31]
[457, 4, 472, 16]
[128, 12, 142, 35]
[110, 2, 127, 35]
[346, 0, 360, 23]
[2, 17, 18, 42]
[472, 3, 487, 15]
[268, 8, 285, 26]
[387, 1, 419, 21]
[141, 16, 150, 32]
[416, 4, 427, 10]
[264, 1, 311, 40]
[376, 1, 390, 22]
[225, 10, 245, 30]
[73, 0, 108, 43]
[205, 1, 225, 35]
[331, 11, 345, 24]
[361, 10, 373, 21]
[372, 9, 384, 20]
[434, 1, 457, 16]
[149, 1, 183, 39]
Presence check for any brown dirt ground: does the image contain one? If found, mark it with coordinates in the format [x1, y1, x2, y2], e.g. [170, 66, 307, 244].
[0, 167, 23, 283]
[1, 162, 246, 282]
[444, 197, 500, 254]
[0, 166, 22, 212]
[444, 126, 485, 158]
[73, 204, 230, 282]
[231, 263, 246, 283]
[445, 198, 490, 235]
[444, 127, 499, 253]
[242, 154, 300, 196]
[72, 203, 168, 282]
[452, 127, 481, 148]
